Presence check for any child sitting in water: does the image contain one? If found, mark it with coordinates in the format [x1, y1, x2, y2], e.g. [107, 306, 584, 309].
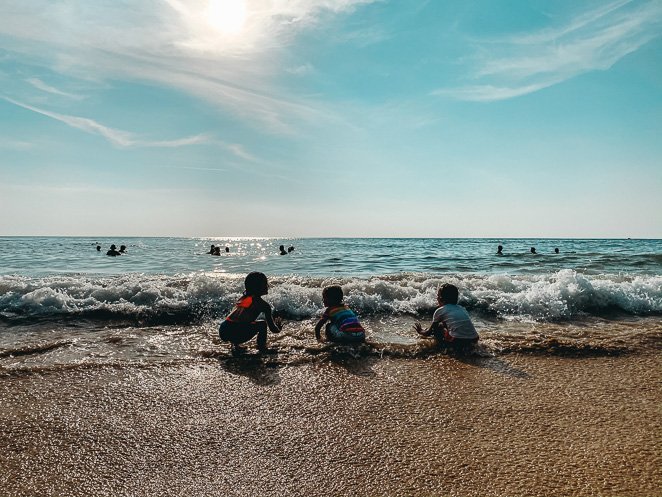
[219, 272, 282, 351]
[315, 286, 365, 344]
[414, 283, 479, 351]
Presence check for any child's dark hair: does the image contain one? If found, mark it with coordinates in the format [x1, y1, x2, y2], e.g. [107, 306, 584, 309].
[322, 285, 344, 306]
[244, 272, 267, 295]
[437, 283, 459, 305]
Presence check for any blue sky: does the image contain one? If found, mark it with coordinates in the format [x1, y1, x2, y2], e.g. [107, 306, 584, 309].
[1, 0, 661, 237]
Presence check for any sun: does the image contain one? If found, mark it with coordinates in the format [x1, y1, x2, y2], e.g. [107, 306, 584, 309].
[205, 0, 247, 34]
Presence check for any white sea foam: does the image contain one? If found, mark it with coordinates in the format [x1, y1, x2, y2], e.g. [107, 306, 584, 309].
[0, 270, 660, 324]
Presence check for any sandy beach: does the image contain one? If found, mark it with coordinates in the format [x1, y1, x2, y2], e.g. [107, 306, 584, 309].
[1, 349, 660, 497]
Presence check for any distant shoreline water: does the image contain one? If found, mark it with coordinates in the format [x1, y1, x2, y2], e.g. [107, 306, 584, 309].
[1, 236, 661, 277]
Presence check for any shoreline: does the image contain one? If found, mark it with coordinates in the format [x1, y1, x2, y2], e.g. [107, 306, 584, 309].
[1, 351, 660, 497]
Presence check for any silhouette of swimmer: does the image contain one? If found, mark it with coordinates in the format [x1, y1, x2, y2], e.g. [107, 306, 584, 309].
[96, 244, 101, 252]
[207, 244, 216, 255]
[119, 245, 127, 253]
[106, 244, 121, 256]
[287, 246, 295, 253]
[530, 247, 537, 254]
[225, 246, 230, 253]
[279, 245, 287, 255]
[213, 246, 221, 256]
[497, 245, 503, 255]
[554, 248, 560, 254]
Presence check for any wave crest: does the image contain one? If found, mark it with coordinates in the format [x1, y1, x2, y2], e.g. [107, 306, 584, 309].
[0, 270, 660, 325]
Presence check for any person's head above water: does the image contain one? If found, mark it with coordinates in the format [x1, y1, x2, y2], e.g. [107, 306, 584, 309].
[437, 283, 459, 305]
[96, 245, 101, 251]
[110, 244, 117, 250]
[530, 247, 537, 254]
[497, 245, 503, 253]
[244, 271, 269, 296]
[554, 248, 559, 254]
[119, 245, 126, 252]
[322, 285, 344, 307]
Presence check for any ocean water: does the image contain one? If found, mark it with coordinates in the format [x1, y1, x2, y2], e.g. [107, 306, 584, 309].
[0, 237, 660, 370]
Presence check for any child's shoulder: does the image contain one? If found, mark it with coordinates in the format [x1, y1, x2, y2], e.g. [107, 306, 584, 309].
[433, 304, 449, 316]
[252, 295, 271, 307]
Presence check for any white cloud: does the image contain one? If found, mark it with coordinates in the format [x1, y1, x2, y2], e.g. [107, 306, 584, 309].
[437, 0, 662, 101]
[0, 0, 377, 132]
[286, 63, 314, 75]
[2, 96, 210, 149]
[26, 77, 83, 100]
[0, 138, 33, 150]
[432, 82, 559, 102]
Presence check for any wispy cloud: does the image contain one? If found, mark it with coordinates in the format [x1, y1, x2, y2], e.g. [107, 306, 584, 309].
[0, 138, 33, 150]
[0, 0, 377, 132]
[286, 63, 315, 75]
[437, 0, 662, 101]
[26, 77, 83, 100]
[158, 165, 228, 173]
[3, 96, 210, 149]
[220, 142, 258, 162]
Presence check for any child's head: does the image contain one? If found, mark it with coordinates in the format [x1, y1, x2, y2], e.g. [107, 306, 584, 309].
[322, 285, 344, 306]
[437, 283, 459, 305]
[244, 271, 269, 296]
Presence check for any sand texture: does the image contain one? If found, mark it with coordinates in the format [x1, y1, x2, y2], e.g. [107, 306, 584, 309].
[1, 352, 660, 497]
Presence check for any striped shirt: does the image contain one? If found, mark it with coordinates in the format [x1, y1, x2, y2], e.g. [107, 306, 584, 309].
[323, 305, 365, 334]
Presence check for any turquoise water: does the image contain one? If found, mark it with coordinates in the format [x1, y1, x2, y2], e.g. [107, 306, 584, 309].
[1, 237, 660, 276]
[0, 237, 660, 324]
[0, 237, 660, 370]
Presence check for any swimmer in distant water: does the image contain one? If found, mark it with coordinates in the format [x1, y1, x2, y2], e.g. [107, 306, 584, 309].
[414, 283, 479, 353]
[497, 245, 503, 256]
[554, 248, 559, 254]
[218, 272, 282, 352]
[119, 245, 127, 253]
[96, 244, 101, 252]
[530, 247, 537, 254]
[214, 246, 221, 256]
[315, 286, 365, 344]
[207, 244, 216, 255]
[288, 246, 295, 253]
[279, 245, 287, 255]
[106, 244, 121, 256]
[225, 246, 230, 253]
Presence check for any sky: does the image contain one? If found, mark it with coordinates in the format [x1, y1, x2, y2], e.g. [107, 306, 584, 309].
[0, 0, 661, 238]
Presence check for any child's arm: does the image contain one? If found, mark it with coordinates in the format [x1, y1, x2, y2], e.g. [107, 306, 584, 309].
[413, 320, 444, 338]
[261, 301, 282, 333]
[314, 311, 329, 341]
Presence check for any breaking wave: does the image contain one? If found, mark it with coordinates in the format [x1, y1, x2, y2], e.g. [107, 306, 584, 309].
[0, 269, 660, 325]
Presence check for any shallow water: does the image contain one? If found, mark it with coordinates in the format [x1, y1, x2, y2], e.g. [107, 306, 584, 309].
[1, 316, 659, 374]
[0, 237, 660, 371]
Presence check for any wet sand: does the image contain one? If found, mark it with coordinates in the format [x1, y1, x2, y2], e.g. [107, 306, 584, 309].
[1, 352, 660, 497]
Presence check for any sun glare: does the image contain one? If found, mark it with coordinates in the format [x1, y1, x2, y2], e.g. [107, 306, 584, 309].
[205, 0, 247, 34]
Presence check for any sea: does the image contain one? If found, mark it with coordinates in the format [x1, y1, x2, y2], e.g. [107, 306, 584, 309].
[1, 237, 660, 371]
